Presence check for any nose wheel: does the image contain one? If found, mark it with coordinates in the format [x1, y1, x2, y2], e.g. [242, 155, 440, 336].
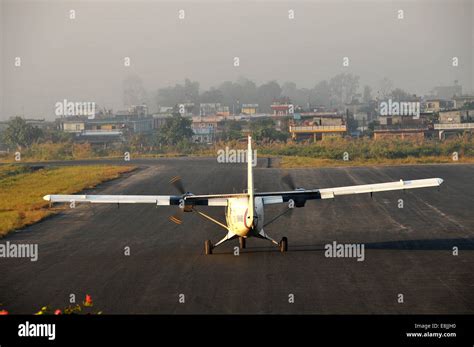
[239, 237, 246, 249]
[279, 237, 288, 253]
[204, 240, 213, 255]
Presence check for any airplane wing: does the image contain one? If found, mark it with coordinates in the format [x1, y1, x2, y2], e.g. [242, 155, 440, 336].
[43, 178, 443, 207]
[255, 178, 443, 206]
[43, 194, 229, 206]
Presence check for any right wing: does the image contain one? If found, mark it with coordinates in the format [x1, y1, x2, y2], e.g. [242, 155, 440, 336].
[255, 178, 443, 205]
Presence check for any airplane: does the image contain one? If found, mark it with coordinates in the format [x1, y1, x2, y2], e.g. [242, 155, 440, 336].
[43, 136, 444, 255]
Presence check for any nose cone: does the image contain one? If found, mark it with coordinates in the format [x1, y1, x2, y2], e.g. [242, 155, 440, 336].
[437, 178, 444, 185]
[43, 195, 51, 201]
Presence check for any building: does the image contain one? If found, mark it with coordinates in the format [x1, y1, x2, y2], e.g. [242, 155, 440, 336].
[423, 99, 442, 113]
[216, 106, 230, 117]
[289, 112, 346, 141]
[59, 115, 153, 136]
[374, 113, 428, 140]
[60, 116, 86, 133]
[241, 104, 258, 115]
[199, 103, 220, 116]
[158, 106, 174, 114]
[373, 125, 426, 140]
[128, 105, 148, 117]
[453, 95, 474, 109]
[439, 110, 461, 124]
[180, 103, 197, 116]
[271, 98, 292, 116]
[152, 113, 173, 129]
[353, 112, 369, 132]
[345, 100, 369, 117]
[191, 116, 223, 143]
[431, 83, 462, 100]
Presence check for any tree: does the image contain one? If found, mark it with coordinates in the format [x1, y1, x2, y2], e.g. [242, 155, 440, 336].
[251, 118, 288, 142]
[156, 115, 194, 145]
[378, 77, 393, 99]
[257, 81, 282, 112]
[123, 74, 148, 108]
[199, 88, 224, 103]
[363, 85, 372, 104]
[2, 117, 43, 149]
[157, 78, 200, 107]
[390, 88, 413, 101]
[328, 73, 360, 106]
[219, 120, 242, 141]
[313, 80, 331, 106]
[236, 77, 258, 104]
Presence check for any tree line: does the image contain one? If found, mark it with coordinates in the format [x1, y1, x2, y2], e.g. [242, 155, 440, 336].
[123, 74, 413, 113]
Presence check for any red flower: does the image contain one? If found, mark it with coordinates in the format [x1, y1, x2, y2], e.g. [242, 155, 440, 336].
[84, 295, 93, 307]
[54, 309, 62, 315]
[0, 310, 9, 315]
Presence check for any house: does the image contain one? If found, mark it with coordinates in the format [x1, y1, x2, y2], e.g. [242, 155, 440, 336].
[373, 126, 426, 140]
[152, 113, 173, 129]
[353, 112, 369, 131]
[60, 116, 87, 133]
[289, 112, 346, 141]
[59, 115, 153, 136]
[191, 116, 223, 143]
[439, 110, 461, 124]
[431, 83, 462, 100]
[345, 100, 368, 117]
[271, 98, 292, 116]
[423, 99, 442, 113]
[453, 95, 474, 109]
[374, 114, 428, 140]
[241, 104, 258, 115]
[216, 106, 230, 117]
[128, 105, 148, 117]
[200, 103, 220, 116]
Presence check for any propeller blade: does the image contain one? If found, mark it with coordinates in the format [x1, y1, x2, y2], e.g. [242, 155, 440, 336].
[282, 173, 296, 190]
[170, 176, 186, 195]
[169, 209, 184, 225]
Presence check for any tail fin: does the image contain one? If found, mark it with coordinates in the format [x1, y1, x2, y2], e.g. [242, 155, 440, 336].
[247, 136, 254, 226]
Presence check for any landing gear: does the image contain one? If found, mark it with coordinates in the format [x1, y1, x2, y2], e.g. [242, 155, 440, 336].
[279, 237, 288, 253]
[205, 240, 213, 255]
[239, 237, 246, 249]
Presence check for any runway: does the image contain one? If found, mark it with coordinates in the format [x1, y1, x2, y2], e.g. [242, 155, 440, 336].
[1, 159, 473, 314]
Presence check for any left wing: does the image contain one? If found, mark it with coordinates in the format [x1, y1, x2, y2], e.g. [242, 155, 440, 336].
[255, 178, 443, 206]
[43, 194, 229, 206]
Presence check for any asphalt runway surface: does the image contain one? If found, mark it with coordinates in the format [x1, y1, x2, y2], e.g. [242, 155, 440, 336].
[1, 159, 473, 314]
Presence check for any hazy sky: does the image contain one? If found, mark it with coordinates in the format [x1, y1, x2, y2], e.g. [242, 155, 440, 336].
[1, 0, 473, 120]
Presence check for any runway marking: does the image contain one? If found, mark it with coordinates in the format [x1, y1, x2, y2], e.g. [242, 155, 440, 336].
[409, 194, 467, 232]
[343, 167, 410, 232]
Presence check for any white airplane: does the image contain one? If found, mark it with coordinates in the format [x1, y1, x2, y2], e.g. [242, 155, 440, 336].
[44, 136, 443, 255]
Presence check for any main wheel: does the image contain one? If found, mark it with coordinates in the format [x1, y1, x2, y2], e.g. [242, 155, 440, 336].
[279, 237, 288, 253]
[239, 237, 246, 249]
[205, 240, 213, 255]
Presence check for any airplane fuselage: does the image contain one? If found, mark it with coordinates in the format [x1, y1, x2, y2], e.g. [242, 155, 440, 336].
[225, 197, 264, 237]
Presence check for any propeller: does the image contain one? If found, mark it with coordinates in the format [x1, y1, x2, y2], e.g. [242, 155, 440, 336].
[170, 176, 186, 195]
[169, 208, 184, 225]
[168, 176, 190, 225]
[282, 173, 297, 190]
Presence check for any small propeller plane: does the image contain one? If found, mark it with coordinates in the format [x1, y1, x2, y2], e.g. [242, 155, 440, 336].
[44, 136, 443, 255]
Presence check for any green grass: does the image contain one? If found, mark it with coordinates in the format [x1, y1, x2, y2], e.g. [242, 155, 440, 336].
[279, 155, 474, 168]
[0, 165, 135, 237]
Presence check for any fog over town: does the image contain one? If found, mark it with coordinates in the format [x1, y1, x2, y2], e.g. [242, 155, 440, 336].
[0, 0, 472, 119]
